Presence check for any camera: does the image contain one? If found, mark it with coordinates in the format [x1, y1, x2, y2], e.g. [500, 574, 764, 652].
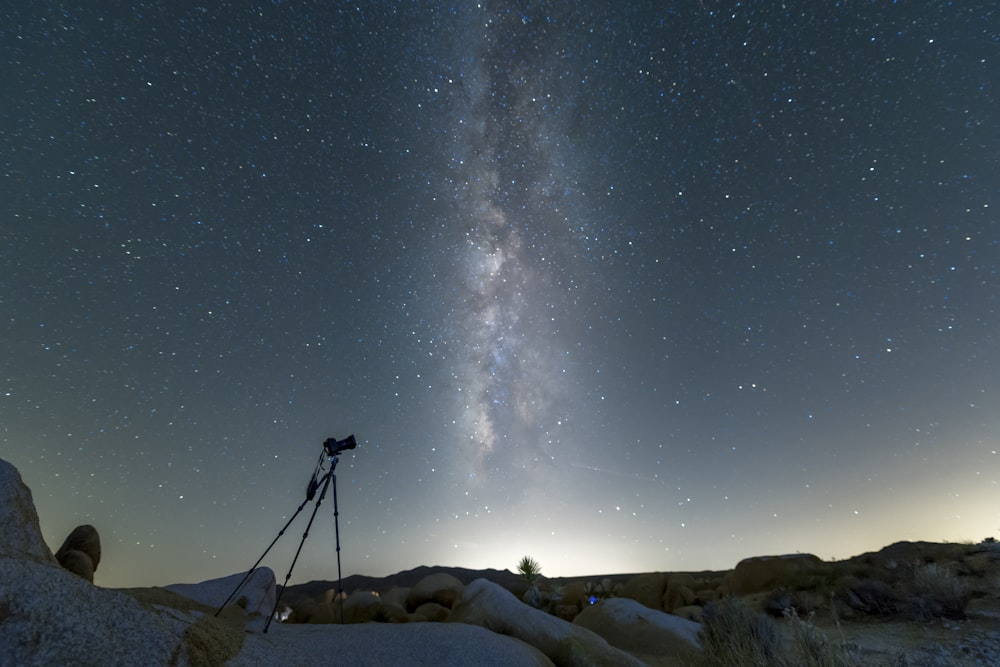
[323, 434, 357, 456]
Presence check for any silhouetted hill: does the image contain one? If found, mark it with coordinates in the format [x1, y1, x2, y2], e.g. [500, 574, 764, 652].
[283, 564, 527, 604]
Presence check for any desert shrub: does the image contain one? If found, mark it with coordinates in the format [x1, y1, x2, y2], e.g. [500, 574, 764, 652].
[763, 588, 823, 618]
[783, 608, 863, 667]
[906, 563, 970, 620]
[698, 597, 867, 667]
[836, 576, 901, 616]
[699, 598, 781, 666]
[783, 563, 840, 592]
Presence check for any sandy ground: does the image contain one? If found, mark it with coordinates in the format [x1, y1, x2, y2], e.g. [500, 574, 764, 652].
[799, 597, 1000, 667]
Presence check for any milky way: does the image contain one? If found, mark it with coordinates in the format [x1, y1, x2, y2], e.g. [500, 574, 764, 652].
[447, 6, 579, 496]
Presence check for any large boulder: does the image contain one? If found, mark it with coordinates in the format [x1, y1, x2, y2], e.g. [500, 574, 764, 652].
[620, 572, 666, 610]
[165, 567, 276, 629]
[229, 622, 556, 666]
[293, 600, 339, 624]
[0, 458, 247, 664]
[407, 572, 465, 609]
[557, 581, 589, 609]
[341, 590, 382, 623]
[726, 553, 824, 596]
[662, 574, 697, 611]
[0, 557, 246, 666]
[0, 458, 55, 563]
[449, 578, 645, 667]
[413, 601, 451, 622]
[377, 586, 411, 622]
[55, 524, 101, 583]
[573, 597, 701, 663]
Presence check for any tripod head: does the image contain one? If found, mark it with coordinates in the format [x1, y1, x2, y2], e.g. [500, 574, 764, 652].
[308, 435, 357, 500]
[323, 434, 357, 457]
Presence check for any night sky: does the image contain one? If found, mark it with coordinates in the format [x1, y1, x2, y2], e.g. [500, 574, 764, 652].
[2, 2, 998, 589]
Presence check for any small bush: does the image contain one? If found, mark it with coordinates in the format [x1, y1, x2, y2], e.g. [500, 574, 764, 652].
[784, 608, 863, 667]
[699, 598, 781, 666]
[698, 597, 865, 667]
[763, 588, 824, 618]
[907, 563, 970, 620]
[836, 576, 900, 616]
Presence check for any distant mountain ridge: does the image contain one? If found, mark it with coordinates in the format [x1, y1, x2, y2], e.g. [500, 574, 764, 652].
[283, 564, 528, 603]
[281, 540, 993, 609]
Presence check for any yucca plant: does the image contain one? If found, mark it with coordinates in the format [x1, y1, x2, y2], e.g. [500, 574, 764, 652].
[517, 555, 541, 586]
[517, 556, 543, 607]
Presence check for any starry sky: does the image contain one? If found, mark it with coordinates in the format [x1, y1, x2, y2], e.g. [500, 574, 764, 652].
[2, 2, 998, 589]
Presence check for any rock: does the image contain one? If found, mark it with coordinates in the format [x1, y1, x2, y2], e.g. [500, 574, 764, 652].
[305, 602, 339, 624]
[0, 458, 56, 563]
[552, 604, 580, 621]
[672, 605, 704, 622]
[694, 588, 719, 604]
[726, 553, 824, 596]
[407, 572, 465, 609]
[377, 586, 411, 622]
[0, 557, 247, 666]
[620, 572, 666, 610]
[413, 601, 451, 622]
[450, 578, 646, 667]
[229, 621, 556, 667]
[381, 585, 410, 609]
[663, 580, 696, 611]
[574, 597, 702, 662]
[558, 581, 589, 609]
[55, 525, 101, 582]
[341, 590, 381, 623]
[56, 549, 95, 583]
[165, 567, 276, 626]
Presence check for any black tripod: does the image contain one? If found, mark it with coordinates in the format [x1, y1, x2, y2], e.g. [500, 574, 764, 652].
[216, 435, 357, 632]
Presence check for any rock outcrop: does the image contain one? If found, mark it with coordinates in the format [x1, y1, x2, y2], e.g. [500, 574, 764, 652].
[340, 589, 382, 623]
[407, 571, 465, 609]
[228, 622, 556, 666]
[0, 459, 55, 563]
[573, 597, 701, 662]
[620, 572, 666, 610]
[449, 578, 647, 667]
[0, 457, 244, 666]
[726, 553, 824, 596]
[55, 524, 101, 583]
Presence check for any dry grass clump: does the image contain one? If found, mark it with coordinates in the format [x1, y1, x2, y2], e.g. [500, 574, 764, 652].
[836, 576, 901, 616]
[782, 608, 863, 667]
[697, 598, 781, 666]
[763, 587, 825, 618]
[834, 561, 972, 621]
[906, 563, 971, 620]
[695, 598, 863, 667]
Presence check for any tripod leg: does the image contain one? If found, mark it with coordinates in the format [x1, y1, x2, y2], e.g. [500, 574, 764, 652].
[214, 492, 313, 617]
[331, 468, 345, 624]
[264, 470, 333, 632]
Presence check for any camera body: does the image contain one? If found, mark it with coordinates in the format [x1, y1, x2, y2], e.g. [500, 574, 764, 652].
[323, 434, 357, 457]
